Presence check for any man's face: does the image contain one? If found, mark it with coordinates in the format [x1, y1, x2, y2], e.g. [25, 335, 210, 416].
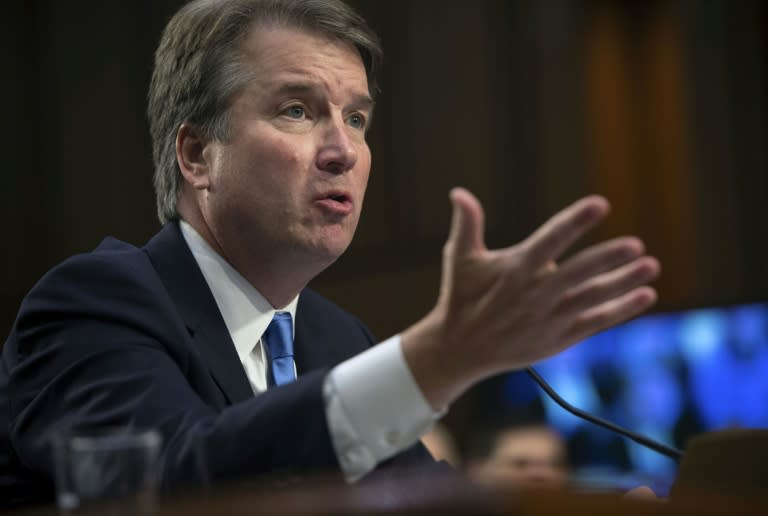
[472, 427, 569, 488]
[199, 25, 372, 275]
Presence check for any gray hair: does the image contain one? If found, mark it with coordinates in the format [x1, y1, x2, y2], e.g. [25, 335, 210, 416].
[147, 0, 382, 224]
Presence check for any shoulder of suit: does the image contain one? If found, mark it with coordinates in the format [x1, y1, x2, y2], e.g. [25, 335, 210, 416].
[46, 236, 154, 286]
[17, 235, 168, 322]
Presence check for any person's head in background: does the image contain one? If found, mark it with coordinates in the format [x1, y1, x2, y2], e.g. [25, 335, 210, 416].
[467, 423, 570, 489]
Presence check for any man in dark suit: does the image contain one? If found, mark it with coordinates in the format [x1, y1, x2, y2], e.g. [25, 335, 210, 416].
[0, 0, 661, 508]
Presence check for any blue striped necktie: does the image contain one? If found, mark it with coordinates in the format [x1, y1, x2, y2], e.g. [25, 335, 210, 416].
[264, 312, 296, 387]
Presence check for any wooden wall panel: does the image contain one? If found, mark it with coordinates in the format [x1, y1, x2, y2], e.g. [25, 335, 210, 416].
[3, 0, 767, 342]
[583, 2, 697, 306]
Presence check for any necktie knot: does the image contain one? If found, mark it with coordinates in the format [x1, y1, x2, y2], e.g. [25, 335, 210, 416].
[264, 312, 296, 386]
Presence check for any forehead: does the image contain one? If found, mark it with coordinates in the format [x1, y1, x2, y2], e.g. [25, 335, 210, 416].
[495, 429, 562, 456]
[240, 24, 370, 97]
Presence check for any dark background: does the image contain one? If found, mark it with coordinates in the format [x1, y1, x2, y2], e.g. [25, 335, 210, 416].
[3, 0, 767, 458]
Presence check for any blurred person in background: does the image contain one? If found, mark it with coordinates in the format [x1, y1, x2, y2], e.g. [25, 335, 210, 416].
[467, 423, 570, 489]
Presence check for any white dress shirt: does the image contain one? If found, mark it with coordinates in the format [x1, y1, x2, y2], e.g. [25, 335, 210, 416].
[179, 221, 442, 481]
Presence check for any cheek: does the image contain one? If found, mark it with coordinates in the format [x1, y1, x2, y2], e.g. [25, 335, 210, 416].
[255, 137, 302, 171]
[244, 138, 308, 193]
[356, 147, 372, 190]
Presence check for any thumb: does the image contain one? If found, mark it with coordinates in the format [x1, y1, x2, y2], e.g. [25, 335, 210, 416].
[446, 187, 486, 258]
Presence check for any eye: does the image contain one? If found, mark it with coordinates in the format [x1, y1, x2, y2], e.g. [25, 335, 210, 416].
[346, 113, 367, 130]
[283, 105, 306, 120]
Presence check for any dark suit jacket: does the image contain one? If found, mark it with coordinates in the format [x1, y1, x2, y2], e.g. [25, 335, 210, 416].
[0, 221, 435, 507]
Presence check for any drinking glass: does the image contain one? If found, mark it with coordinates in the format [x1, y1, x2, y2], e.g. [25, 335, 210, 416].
[53, 428, 162, 514]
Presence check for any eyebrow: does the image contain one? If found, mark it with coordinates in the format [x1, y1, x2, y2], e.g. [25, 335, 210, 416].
[270, 82, 376, 112]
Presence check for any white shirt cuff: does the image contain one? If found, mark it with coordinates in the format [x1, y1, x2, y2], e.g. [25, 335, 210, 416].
[323, 335, 443, 482]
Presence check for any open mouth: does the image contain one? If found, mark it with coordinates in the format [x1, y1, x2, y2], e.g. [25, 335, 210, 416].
[319, 190, 351, 204]
[315, 190, 353, 214]
[328, 193, 349, 203]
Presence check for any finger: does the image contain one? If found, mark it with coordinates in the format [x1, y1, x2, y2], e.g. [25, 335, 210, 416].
[522, 195, 610, 268]
[558, 256, 660, 316]
[555, 236, 645, 289]
[445, 187, 486, 259]
[566, 286, 658, 343]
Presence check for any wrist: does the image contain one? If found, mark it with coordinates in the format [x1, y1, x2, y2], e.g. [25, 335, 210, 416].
[400, 308, 475, 411]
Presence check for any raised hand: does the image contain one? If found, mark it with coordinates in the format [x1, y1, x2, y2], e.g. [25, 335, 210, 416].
[401, 188, 660, 410]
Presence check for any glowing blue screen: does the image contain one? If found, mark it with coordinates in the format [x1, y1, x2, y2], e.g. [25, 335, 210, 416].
[501, 302, 768, 487]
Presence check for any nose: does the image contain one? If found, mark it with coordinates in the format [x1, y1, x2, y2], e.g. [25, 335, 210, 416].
[316, 116, 358, 174]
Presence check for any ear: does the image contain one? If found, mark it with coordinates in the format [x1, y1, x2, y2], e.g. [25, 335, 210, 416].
[176, 123, 211, 190]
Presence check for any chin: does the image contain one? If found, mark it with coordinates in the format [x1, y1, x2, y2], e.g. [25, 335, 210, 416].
[309, 236, 353, 266]
[290, 223, 356, 268]
[294, 235, 351, 268]
[317, 241, 351, 264]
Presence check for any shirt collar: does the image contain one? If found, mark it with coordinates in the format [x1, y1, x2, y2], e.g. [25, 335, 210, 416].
[179, 220, 299, 363]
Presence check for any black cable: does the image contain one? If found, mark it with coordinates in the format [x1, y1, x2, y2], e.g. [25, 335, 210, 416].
[525, 366, 683, 461]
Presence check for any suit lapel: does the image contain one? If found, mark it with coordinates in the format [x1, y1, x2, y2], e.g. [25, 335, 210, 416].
[143, 222, 254, 405]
